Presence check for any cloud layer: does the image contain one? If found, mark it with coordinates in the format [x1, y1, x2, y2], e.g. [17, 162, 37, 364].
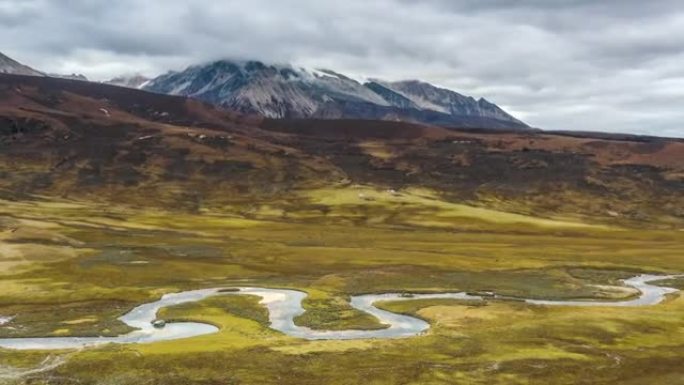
[2, 0, 683, 136]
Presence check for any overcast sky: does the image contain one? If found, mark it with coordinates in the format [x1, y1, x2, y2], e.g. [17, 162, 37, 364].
[2, 0, 684, 137]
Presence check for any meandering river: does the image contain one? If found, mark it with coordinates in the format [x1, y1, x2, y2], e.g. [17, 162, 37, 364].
[0, 274, 679, 350]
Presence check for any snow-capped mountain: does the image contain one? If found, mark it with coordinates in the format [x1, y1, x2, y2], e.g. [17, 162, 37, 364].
[144, 60, 528, 129]
[368, 80, 520, 124]
[0, 52, 90, 81]
[105, 74, 151, 89]
[0, 52, 44, 77]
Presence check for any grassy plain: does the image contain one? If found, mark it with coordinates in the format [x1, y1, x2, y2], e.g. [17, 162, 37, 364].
[0, 186, 683, 384]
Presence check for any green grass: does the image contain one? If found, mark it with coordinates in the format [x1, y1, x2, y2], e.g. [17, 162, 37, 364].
[301, 185, 613, 231]
[294, 288, 387, 330]
[0, 193, 683, 384]
[159, 294, 270, 328]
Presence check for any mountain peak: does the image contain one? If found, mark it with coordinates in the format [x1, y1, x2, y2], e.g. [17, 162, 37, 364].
[144, 59, 528, 129]
[0, 52, 44, 77]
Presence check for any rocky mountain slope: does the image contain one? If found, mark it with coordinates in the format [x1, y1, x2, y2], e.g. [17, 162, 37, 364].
[1, 74, 682, 227]
[143, 60, 528, 130]
[0, 52, 44, 76]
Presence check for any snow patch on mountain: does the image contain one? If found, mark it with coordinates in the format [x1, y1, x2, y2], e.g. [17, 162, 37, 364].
[105, 74, 152, 89]
[51, 73, 89, 81]
[144, 59, 528, 129]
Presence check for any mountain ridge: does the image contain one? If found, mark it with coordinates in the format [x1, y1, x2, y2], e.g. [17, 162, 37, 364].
[0, 52, 528, 130]
[143, 59, 529, 130]
[0, 52, 44, 77]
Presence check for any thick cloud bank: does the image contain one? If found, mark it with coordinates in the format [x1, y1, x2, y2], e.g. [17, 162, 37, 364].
[2, 0, 683, 136]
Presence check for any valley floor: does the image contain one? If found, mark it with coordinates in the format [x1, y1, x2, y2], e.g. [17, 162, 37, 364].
[1, 187, 683, 384]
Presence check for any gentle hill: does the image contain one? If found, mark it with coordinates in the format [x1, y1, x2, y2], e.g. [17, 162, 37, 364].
[0, 73, 682, 227]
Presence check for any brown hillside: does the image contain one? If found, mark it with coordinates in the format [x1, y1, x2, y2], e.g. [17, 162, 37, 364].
[0, 74, 682, 227]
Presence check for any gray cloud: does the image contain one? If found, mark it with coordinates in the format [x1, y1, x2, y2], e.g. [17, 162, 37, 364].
[1, 0, 683, 137]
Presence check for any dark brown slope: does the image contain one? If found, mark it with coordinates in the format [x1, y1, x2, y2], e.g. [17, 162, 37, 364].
[0, 73, 256, 128]
[0, 74, 344, 208]
[0, 74, 682, 226]
[260, 119, 684, 224]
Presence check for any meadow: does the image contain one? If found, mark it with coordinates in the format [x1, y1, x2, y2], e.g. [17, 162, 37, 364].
[1, 185, 683, 384]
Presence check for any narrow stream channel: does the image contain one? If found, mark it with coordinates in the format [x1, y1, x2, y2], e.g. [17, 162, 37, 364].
[0, 274, 679, 350]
